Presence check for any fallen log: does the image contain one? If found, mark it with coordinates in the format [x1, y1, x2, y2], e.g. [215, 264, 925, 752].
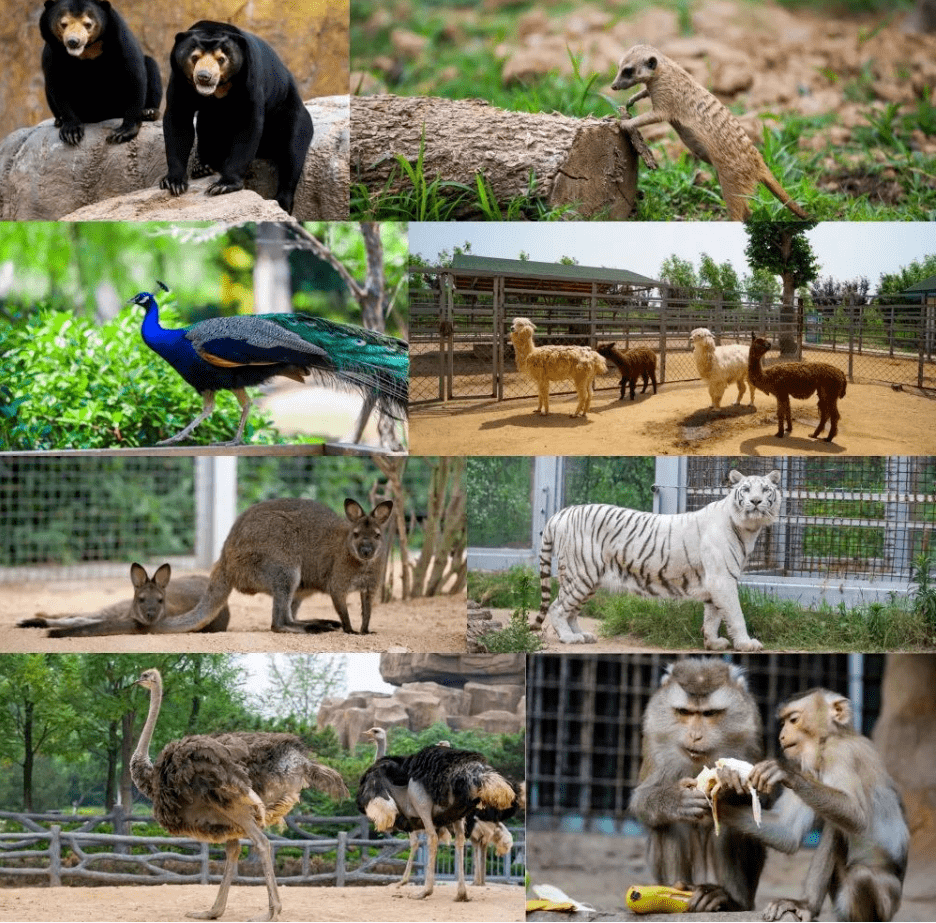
[351, 94, 640, 219]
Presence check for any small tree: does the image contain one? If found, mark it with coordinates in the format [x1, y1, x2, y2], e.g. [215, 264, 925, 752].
[744, 220, 820, 355]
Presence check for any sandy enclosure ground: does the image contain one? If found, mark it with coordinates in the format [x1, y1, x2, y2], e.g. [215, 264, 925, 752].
[0, 573, 467, 654]
[528, 830, 936, 922]
[0, 882, 523, 922]
[410, 379, 936, 457]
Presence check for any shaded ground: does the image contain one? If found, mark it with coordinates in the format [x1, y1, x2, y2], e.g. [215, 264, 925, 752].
[1, 573, 466, 654]
[0, 882, 522, 922]
[527, 829, 936, 922]
[411, 379, 936, 457]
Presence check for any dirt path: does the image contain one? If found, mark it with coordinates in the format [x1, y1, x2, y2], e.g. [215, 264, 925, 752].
[0, 574, 466, 654]
[411, 379, 936, 456]
[0, 883, 522, 922]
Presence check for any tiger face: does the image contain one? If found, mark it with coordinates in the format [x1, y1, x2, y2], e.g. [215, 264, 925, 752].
[728, 470, 782, 526]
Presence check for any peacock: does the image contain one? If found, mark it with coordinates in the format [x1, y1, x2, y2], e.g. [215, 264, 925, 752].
[130, 283, 409, 446]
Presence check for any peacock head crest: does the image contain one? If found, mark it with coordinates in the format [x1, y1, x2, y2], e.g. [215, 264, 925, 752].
[128, 281, 170, 307]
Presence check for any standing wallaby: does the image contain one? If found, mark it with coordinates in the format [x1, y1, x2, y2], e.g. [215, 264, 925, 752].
[17, 563, 230, 638]
[149, 498, 395, 635]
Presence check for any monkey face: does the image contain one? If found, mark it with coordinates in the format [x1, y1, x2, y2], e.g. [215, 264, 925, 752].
[673, 704, 725, 762]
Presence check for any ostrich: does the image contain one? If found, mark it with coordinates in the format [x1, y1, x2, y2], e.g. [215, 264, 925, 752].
[356, 727, 517, 901]
[130, 668, 348, 922]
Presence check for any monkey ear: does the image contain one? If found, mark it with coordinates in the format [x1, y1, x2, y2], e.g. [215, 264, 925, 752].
[829, 693, 852, 729]
[647, 56, 657, 70]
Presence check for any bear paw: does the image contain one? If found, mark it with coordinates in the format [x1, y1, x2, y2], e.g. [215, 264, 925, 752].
[59, 123, 84, 146]
[107, 122, 141, 144]
[160, 175, 189, 196]
[206, 179, 245, 197]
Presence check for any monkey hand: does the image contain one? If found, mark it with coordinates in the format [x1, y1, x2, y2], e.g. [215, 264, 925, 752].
[749, 759, 790, 794]
[687, 884, 738, 913]
[715, 763, 752, 796]
[763, 898, 813, 921]
[676, 778, 712, 820]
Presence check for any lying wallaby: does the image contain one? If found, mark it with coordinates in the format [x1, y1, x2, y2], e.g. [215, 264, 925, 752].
[149, 498, 394, 635]
[17, 563, 230, 638]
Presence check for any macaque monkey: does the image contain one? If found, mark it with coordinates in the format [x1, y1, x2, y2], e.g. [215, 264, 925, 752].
[716, 688, 909, 922]
[629, 658, 766, 912]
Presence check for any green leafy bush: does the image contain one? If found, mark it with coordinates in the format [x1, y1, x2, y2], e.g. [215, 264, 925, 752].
[0, 306, 282, 449]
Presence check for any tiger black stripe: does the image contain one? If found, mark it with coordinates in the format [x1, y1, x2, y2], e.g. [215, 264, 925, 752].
[536, 470, 782, 649]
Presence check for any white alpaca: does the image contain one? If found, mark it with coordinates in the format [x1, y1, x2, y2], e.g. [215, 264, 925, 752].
[510, 317, 607, 417]
[689, 327, 756, 408]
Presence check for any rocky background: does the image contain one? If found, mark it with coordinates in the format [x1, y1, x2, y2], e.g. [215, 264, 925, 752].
[1, 0, 348, 140]
[318, 653, 525, 750]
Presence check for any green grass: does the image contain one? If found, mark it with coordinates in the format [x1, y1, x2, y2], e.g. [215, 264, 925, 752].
[351, 0, 936, 220]
[470, 566, 936, 651]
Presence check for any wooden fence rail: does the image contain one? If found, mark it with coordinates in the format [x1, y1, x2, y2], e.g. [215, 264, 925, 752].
[0, 811, 525, 887]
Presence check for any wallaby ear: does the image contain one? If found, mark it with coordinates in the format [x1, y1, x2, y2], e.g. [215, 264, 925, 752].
[153, 563, 171, 588]
[130, 563, 149, 587]
[344, 499, 365, 522]
[372, 500, 394, 525]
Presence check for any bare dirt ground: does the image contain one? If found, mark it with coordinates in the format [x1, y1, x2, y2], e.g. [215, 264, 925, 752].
[411, 379, 936, 457]
[528, 829, 936, 922]
[0, 882, 523, 922]
[0, 573, 466, 654]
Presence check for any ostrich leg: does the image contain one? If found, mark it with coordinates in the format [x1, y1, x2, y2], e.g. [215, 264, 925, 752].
[408, 782, 438, 900]
[396, 831, 420, 886]
[243, 819, 281, 922]
[188, 839, 241, 920]
[453, 818, 469, 902]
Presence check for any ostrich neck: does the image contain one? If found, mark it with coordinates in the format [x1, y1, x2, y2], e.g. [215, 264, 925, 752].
[130, 681, 162, 797]
[372, 735, 386, 760]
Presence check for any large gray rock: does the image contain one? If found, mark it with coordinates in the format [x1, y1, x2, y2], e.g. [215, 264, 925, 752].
[380, 653, 525, 686]
[0, 96, 349, 220]
[465, 681, 525, 715]
[62, 177, 291, 221]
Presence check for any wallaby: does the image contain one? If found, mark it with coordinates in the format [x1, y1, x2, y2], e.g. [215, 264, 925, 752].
[17, 563, 230, 638]
[149, 497, 395, 635]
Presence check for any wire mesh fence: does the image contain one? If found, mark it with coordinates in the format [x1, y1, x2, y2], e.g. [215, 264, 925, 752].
[0, 456, 404, 580]
[410, 267, 936, 404]
[526, 653, 885, 830]
[468, 456, 935, 588]
[684, 456, 935, 583]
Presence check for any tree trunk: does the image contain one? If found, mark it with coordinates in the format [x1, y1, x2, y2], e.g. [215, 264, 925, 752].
[351, 95, 639, 219]
[23, 699, 33, 812]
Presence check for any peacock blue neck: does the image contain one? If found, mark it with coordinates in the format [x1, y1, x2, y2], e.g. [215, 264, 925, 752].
[139, 293, 186, 352]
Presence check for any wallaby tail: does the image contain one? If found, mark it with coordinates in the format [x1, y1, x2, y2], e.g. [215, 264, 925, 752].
[151, 564, 233, 633]
[761, 170, 809, 219]
[536, 516, 557, 628]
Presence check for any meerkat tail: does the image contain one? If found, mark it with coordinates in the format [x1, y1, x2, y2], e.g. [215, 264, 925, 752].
[760, 169, 809, 218]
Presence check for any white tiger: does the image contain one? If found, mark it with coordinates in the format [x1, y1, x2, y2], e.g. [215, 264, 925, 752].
[535, 469, 782, 650]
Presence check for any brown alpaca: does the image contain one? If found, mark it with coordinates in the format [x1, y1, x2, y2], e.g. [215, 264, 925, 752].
[510, 317, 607, 417]
[596, 343, 658, 400]
[748, 337, 847, 442]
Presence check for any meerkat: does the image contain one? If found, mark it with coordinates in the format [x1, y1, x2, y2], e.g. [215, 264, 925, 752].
[611, 44, 808, 221]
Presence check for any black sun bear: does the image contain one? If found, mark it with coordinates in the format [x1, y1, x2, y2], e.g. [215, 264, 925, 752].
[160, 21, 313, 215]
[39, 0, 162, 145]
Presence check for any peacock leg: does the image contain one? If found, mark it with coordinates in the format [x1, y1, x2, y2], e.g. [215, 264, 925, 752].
[187, 839, 241, 920]
[158, 392, 216, 445]
[209, 388, 253, 448]
[453, 818, 469, 902]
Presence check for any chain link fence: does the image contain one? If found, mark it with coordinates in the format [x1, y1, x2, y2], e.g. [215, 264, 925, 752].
[526, 653, 884, 830]
[411, 267, 936, 404]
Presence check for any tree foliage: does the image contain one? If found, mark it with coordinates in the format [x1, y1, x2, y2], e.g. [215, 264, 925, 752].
[876, 253, 936, 302]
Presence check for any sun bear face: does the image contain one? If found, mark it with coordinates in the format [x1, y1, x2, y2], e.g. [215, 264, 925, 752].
[51, 5, 103, 57]
[178, 36, 243, 97]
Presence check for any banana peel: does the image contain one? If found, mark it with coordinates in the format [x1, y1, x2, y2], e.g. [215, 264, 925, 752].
[693, 757, 762, 835]
[625, 885, 693, 913]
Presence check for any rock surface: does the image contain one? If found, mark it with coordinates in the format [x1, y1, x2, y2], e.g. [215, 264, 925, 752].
[0, 97, 349, 221]
[318, 653, 525, 748]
